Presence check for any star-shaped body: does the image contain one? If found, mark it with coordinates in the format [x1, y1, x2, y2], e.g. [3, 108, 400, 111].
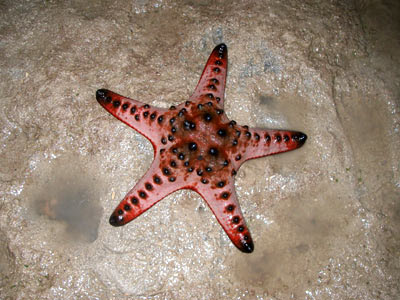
[96, 44, 306, 253]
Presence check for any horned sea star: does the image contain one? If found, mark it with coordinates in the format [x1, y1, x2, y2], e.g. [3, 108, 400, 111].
[96, 44, 306, 253]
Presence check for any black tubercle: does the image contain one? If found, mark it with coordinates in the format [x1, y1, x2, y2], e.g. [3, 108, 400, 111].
[183, 120, 196, 130]
[217, 129, 226, 137]
[203, 113, 212, 122]
[96, 89, 108, 101]
[178, 108, 186, 117]
[217, 181, 225, 187]
[216, 43, 227, 59]
[241, 240, 254, 253]
[209, 148, 218, 156]
[153, 176, 162, 184]
[109, 215, 120, 226]
[292, 132, 307, 146]
[188, 142, 197, 151]
[221, 192, 229, 199]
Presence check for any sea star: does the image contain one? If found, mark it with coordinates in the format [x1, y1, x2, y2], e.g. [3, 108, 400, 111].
[96, 44, 307, 253]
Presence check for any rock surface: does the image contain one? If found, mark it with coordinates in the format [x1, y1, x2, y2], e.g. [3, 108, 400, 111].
[0, 0, 399, 299]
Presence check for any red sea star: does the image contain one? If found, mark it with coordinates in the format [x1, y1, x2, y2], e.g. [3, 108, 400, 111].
[96, 44, 307, 253]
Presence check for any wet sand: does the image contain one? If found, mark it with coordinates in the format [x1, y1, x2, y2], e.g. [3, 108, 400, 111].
[0, 0, 399, 299]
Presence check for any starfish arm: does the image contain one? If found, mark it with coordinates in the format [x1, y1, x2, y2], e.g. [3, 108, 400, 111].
[108, 156, 185, 226]
[189, 44, 228, 107]
[96, 89, 168, 145]
[240, 128, 307, 163]
[195, 181, 254, 253]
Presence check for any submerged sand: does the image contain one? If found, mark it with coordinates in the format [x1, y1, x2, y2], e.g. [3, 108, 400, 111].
[0, 0, 399, 299]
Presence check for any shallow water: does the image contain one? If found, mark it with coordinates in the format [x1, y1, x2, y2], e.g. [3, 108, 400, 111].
[0, 0, 399, 299]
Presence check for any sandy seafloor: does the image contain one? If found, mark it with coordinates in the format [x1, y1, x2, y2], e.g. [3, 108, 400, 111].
[1, 0, 399, 299]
